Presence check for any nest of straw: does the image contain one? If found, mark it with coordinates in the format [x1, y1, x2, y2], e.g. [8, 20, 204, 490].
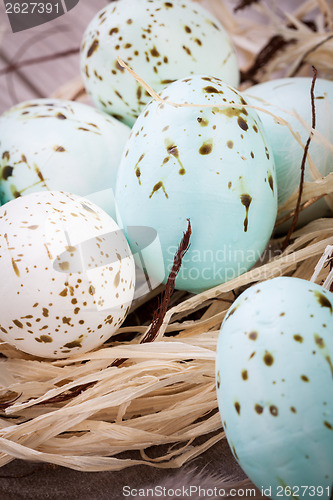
[0, 0, 333, 472]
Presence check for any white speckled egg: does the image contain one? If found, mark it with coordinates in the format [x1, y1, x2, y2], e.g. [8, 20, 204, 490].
[0, 98, 130, 218]
[0, 191, 135, 359]
[216, 277, 333, 499]
[80, 0, 239, 126]
[115, 75, 277, 292]
[245, 78, 333, 226]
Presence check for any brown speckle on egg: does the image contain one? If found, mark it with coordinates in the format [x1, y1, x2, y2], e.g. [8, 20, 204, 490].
[269, 405, 278, 416]
[314, 291, 333, 314]
[237, 116, 248, 131]
[240, 194, 252, 232]
[217, 370, 221, 389]
[149, 181, 169, 199]
[254, 404, 264, 414]
[2, 166, 14, 180]
[263, 352, 274, 366]
[234, 402, 241, 415]
[87, 39, 99, 58]
[199, 141, 213, 155]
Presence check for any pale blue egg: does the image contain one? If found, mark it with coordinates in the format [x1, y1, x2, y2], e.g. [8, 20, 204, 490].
[115, 75, 277, 292]
[245, 78, 333, 226]
[216, 277, 333, 499]
[0, 99, 130, 218]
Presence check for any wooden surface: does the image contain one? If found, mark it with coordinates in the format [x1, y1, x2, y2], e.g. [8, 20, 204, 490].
[0, 0, 107, 114]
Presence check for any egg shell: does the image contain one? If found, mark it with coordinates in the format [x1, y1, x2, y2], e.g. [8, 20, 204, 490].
[0, 191, 135, 359]
[80, 0, 239, 126]
[216, 277, 333, 498]
[115, 75, 277, 292]
[245, 78, 333, 226]
[0, 99, 130, 218]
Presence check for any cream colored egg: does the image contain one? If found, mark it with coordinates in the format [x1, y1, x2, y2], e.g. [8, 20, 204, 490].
[0, 191, 135, 358]
[81, 0, 239, 126]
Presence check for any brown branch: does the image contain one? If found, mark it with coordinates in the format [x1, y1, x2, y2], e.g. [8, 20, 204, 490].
[281, 66, 318, 252]
[241, 35, 296, 84]
[234, 0, 260, 13]
[289, 35, 333, 77]
[0, 48, 80, 77]
[275, 193, 327, 227]
[112, 219, 192, 367]
[141, 219, 192, 343]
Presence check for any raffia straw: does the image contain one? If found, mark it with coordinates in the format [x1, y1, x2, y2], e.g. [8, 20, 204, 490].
[1, 218, 333, 470]
[310, 244, 333, 289]
[1, 0, 333, 473]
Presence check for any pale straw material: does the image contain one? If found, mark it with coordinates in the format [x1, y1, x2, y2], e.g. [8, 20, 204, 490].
[1, 0, 333, 472]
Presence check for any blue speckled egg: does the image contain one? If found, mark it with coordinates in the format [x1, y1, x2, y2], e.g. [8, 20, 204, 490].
[245, 78, 333, 226]
[115, 75, 277, 292]
[0, 99, 130, 218]
[216, 277, 333, 499]
[80, 0, 239, 126]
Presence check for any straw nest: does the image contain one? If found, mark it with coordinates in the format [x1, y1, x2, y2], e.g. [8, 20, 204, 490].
[0, 0, 333, 472]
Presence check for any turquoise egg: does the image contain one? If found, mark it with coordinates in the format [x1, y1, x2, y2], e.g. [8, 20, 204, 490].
[0, 99, 130, 218]
[216, 277, 333, 499]
[245, 78, 333, 226]
[115, 75, 277, 292]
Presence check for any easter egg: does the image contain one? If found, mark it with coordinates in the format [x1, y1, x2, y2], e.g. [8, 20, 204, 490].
[80, 0, 239, 126]
[115, 75, 277, 292]
[0, 191, 135, 358]
[0, 99, 130, 218]
[216, 276, 333, 499]
[245, 77, 333, 226]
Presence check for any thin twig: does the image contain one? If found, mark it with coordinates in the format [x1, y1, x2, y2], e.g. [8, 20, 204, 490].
[234, 0, 260, 12]
[281, 66, 318, 252]
[0, 48, 80, 77]
[112, 220, 192, 367]
[241, 35, 296, 84]
[275, 194, 326, 227]
[289, 35, 333, 77]
[140, 219, 192, 344]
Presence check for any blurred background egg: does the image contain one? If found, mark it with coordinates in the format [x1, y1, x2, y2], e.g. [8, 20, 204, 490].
[0, 98, 130, 218]
[0, 191, 135, 359]
[245, 78, 333, 228]
[115, 75, 277, 292]
[80, 0, 239, 126]
[216, 277, 333, 499]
